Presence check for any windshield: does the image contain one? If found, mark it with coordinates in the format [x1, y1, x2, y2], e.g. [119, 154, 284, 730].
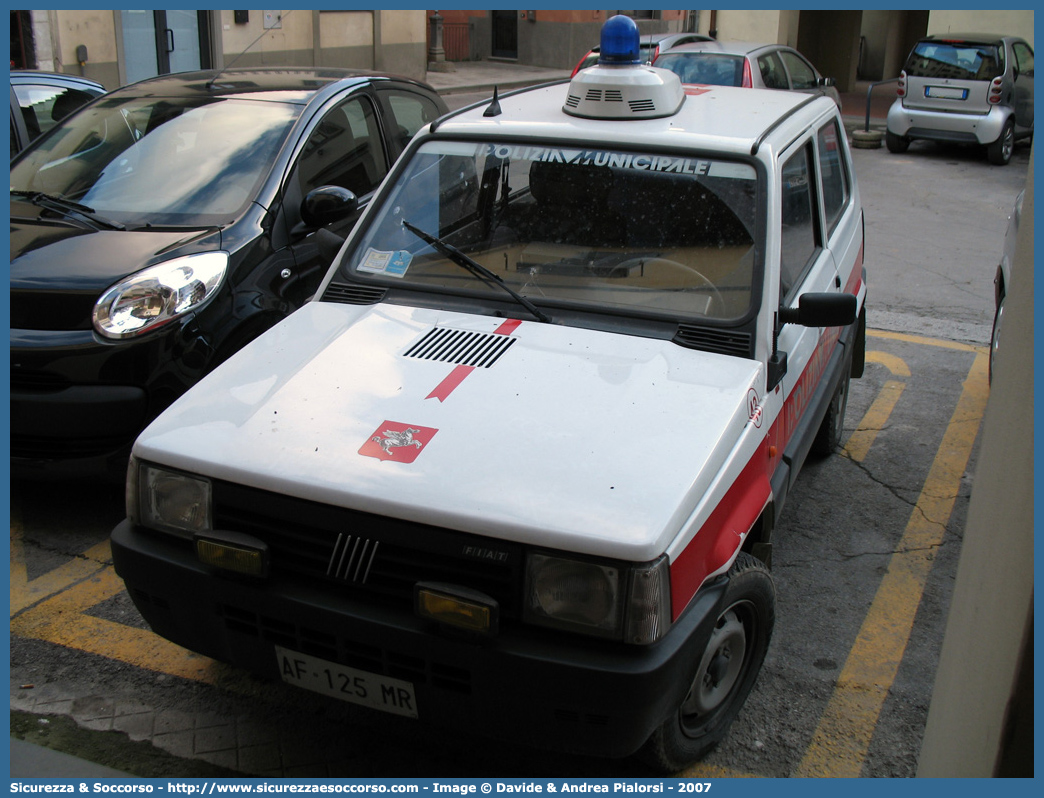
[655, 53, 745, 86]
[10, 95, 300, 226]
[904, 41, 1004, 81]
[342, 141, 759, 321]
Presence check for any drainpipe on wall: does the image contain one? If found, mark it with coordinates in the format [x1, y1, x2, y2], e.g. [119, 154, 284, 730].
[709, 10, 718, 39]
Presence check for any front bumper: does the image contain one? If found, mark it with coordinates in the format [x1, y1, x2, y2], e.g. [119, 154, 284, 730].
[111, 519, 728, 758]
[10, 322, 211, 470]
[886, 98, 1009, 145]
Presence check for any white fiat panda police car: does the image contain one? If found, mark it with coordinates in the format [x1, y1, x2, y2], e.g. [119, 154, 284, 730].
[112, 17, 866, 771]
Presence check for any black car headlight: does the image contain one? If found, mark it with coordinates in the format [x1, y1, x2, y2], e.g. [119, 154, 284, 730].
[131, 460, 213, 539]
[524, 552, 671, 644]
[93, 251, 228, 339]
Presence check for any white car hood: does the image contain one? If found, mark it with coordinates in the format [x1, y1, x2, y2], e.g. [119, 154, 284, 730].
[136, 303, 762, 561]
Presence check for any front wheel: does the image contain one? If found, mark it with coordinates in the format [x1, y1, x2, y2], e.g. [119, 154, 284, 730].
[987, 119, 1015, 165]
[639, 553, 775, 772]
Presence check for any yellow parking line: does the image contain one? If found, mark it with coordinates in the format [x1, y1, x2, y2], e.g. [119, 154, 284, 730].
[868, 328, 987, 354]
[795, 351, 989, 777]
[11, 558, 218, 683]
[10, 531, 112, 615]
[842, 350, 910, 464]
[844, 380, 906, 464]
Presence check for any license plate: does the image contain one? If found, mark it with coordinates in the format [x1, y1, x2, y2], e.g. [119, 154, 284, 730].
[275, 646, 418, 718]
[925, 86, 968, 100]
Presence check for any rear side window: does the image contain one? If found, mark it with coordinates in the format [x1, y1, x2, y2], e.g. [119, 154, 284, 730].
[779, 145, 817, 299]
[1012, 42, 1034, 76]
[382, 89, 444, 155]
[816, 119, 849, 234]
[779, 50, 818, 90]
[757, 52, 789, 90]
[904, 41, 1003, 81]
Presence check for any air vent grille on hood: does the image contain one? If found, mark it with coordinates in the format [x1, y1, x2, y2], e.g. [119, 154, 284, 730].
[404, 327, 517, 368]
[322, 282, 387, 305]
[674, 325, 754, 359]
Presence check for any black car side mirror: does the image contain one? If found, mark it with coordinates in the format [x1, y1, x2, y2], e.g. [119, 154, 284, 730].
[779, 292, 856, 328]
[819, 76, 836, 88]
[301, 185, 359, 229]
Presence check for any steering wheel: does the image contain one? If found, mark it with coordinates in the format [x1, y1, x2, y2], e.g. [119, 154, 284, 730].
[616, 257, 726, 316]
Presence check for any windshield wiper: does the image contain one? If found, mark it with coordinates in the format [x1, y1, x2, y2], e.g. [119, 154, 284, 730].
[11, 190, 125, 231]
[402, 219, 551, 324]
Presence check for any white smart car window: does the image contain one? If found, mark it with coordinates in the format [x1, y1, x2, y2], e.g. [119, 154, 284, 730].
[345, 140, 760, 320]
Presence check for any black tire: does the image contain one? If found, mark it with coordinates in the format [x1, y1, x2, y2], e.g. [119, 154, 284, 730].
[989, 294, 1004, 384]
[811, 366, 851, 456]
[639, 553, 775, 773]
[885, 130, 909, 153]
[987, 119, 1015, 165]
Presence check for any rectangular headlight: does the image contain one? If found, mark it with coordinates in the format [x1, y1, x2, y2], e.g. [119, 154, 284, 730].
[524, 553, 623, 639]
[139, 463, 212, 539]
[524, 552, 672, 644]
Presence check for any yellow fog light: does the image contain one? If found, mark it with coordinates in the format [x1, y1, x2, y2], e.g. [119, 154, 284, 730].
[195, 531, 269, 577]
[415, 582, 499, 635]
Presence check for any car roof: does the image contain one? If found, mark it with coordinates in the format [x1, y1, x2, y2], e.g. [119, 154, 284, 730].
[920, 33, 1017, 46]
[109, 67, 431, 103]
[586, 32, 710, 53]
[660, 41, 782, 57]
[430, 81, 831, 158]
[10, 70, 105, 91]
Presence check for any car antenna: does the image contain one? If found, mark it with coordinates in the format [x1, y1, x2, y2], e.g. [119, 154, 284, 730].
[206, 10, 294, 90]
[483, 86, 502, 117]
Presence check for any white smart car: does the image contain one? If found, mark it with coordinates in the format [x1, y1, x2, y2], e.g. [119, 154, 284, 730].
[112, 16, 866, 772]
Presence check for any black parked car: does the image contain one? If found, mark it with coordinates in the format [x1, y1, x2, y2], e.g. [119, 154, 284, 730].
[10, 68, 447, 479]
[10, 70, 106, 157]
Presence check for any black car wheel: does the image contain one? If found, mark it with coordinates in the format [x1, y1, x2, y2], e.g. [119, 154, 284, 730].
[639, 553, 775, 772]
[885, 130, 910, 153]
[990, 294, 1005, 383]
[812, 366, 851, 456]
[987, 119, 1015, 165]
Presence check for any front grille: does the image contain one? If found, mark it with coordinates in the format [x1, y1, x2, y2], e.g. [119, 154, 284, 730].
[10, 290, 96, 331]
[212, 480, 523, 617]
[10, 432, 129, 459]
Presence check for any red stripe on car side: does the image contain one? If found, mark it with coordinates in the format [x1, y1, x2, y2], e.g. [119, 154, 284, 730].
[669, 443, 771, 620]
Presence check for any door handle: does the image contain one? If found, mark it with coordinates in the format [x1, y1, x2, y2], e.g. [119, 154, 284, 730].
[166, 29, 174, 53]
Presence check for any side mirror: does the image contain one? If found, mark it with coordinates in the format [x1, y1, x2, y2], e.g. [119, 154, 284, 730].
[819, 76, 836, 88]
[301, 185, 358, 229]
[779, 292, 856, 328]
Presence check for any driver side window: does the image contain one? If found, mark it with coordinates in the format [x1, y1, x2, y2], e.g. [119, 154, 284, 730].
[297, 95, 387, 199]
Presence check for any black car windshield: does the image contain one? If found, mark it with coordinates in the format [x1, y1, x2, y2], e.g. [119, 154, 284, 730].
[10, 95, 300, 226]
[655, 52, 745, 86]
[342, 141, 759, 321]
[904, 41, 1004, 81]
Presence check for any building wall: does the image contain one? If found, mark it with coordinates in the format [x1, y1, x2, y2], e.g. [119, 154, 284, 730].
[28, 8, 428, 89]
[466, 9, 690, 70]
[929, 9, 1034, 46]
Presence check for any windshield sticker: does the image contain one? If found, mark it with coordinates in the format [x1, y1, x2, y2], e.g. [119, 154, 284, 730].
[358, 248, 413, 278]
[360, 421, 438, 463]
[482, 144, 754, 179]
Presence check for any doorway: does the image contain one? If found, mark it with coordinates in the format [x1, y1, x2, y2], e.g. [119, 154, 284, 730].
[491, 10, 518, 59]
[121, 9, 212, 84]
